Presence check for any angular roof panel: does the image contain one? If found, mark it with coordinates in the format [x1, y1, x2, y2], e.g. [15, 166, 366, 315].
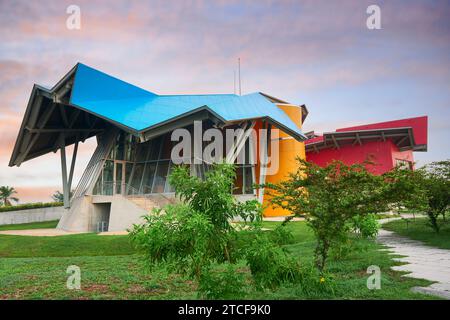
[70, 63, 306, 139]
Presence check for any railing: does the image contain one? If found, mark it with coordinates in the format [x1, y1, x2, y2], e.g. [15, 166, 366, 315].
[92, 181, 157, 211]
[71, 129, 119, 204]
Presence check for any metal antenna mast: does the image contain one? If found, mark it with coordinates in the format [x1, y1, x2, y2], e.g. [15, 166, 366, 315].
[233, 70, 236, 95]
[238, 57, 242, 96]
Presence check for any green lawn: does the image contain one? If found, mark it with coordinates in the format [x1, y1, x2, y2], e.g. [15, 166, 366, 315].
[0, 221, 437, 300]
[0, 220, 59, 231]
[383, 217, 450, 250]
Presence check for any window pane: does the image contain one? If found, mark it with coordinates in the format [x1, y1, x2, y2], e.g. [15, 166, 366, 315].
[142, 163, 157, 194]
[125, 163, 133, 185]
[116, 134, 125, 160]
[103, 160, 114, 195]
[124, 134, 134, 161]
[148, 136, 163, 161]
[152, 161, 169, 193]
[160, 134, 172, 160]
[130, 163, 144, 192]
[244, 166, 254, 194]
[115, 163, 123, 194]
[164, 162, 175, 193]
[233, 166, 243, 194]
[135, 142, 148, 162]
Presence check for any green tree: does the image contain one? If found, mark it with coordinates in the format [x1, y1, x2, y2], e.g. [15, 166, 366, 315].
[416, 160, 450, 232]
[51, 190, 73, 203]
[264, 159, 418, 272]
[130, 163, 261, 282]
[0, 186, 19, 206]
[51, 191, 64, 202]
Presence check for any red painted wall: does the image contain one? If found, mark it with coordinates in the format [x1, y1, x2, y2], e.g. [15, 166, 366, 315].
[306, 139, 413, 175]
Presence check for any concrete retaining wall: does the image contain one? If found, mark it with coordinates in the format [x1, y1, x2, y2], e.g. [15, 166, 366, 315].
[0, 206, 66, 225]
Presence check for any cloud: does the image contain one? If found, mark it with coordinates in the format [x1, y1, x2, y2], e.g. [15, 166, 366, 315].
[0, 0, 449, 201]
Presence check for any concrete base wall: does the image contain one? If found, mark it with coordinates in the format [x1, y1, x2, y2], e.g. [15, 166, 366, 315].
[0, 206, 66, 225]
[57, 195, 148, 232]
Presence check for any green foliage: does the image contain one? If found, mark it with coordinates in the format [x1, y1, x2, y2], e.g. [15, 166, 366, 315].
[0, 186, 19, 206]
[293, 266, 336, 298]
[268, 224, 295, 245]
[414, 160, 450, 233]
[265, 159, 420, 272]
[129, 204, 214, 279]
[0, 201, 63, 213]
[130, 163, 262, 284]
[350, 214, 380, 239]
[245, 234, 302, 289]
[0, 221, 438, 299]
[198, 263, 247, 299]
[169, 163, 261, 229]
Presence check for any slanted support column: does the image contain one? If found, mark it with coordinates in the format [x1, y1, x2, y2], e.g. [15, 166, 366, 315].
[68, 139, 79, 194]
[59, 134, 70, 208]
[258, 122, 271, 204]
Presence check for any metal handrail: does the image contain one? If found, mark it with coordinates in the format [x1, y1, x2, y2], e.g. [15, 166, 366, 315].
[92, 181, 156, 212]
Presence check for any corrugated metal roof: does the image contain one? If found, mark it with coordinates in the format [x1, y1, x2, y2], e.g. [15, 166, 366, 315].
[70, 63, 306, 139]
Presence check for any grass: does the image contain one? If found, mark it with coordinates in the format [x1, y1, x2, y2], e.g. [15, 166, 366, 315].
[0, 220, 59, 231]
[0, 220, 437, 300]
[383, 217, 450, 250]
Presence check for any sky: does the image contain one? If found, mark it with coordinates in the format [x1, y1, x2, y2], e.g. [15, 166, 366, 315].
[0, 0, 449, 203]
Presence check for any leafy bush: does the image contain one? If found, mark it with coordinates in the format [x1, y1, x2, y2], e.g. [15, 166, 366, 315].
[265, 159, 422, 272]
[129, 204, 214, 279]
[169, 163, 261, 263]
[350, 214, 380, 239]
[414, 160, 450, 233]
[198, 263, 247, 299]
[293, 266, 336, 298]
[268, 224, 295, 245]
[0, 202, 63, 213]
[245, 235, 302, 289]
[130, 163, 262, 285]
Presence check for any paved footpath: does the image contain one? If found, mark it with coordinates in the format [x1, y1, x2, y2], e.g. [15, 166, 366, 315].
[377, 220, 450, 299]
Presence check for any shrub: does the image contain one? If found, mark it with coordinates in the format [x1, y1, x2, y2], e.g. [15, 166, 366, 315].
[0, 202, 63, 213]
[294, 266, 336, 298]
[130, 163, 262, 287]
[268, 224, 295, 245]
[350, 214, 380, 239]
[198, 263, 247, 299]
[245, 235, 302, 289]
[265, 159, 422, 272]
[414, 160, 450, 233]
[129, 204, 214, 279]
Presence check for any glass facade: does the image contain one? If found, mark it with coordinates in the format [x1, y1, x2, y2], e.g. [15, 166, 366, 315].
[92, 127, 255, 196]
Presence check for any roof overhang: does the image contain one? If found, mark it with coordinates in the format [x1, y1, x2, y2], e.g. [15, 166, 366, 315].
[9, 67, 111, 167]
[259, 92, 308, 123]
[305, 127, 427, 153]
[10, 65, 307, 167]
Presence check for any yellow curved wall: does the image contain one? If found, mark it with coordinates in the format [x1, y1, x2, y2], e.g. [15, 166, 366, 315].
[263, 104, 305, 217]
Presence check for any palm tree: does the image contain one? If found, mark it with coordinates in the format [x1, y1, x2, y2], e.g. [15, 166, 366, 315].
[51, 191, 64, 202]
[0, 186, 19, 206]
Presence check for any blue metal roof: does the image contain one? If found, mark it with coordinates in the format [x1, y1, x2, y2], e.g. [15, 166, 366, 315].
[70, 63, 306, 139]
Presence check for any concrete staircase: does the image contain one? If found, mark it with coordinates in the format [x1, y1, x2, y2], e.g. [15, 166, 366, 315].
[127, 194, 176, 212]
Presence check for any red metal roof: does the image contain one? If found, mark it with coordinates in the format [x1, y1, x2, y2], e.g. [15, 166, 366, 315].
[305, 116, 428, 151]
[335, 116, 427, 146]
